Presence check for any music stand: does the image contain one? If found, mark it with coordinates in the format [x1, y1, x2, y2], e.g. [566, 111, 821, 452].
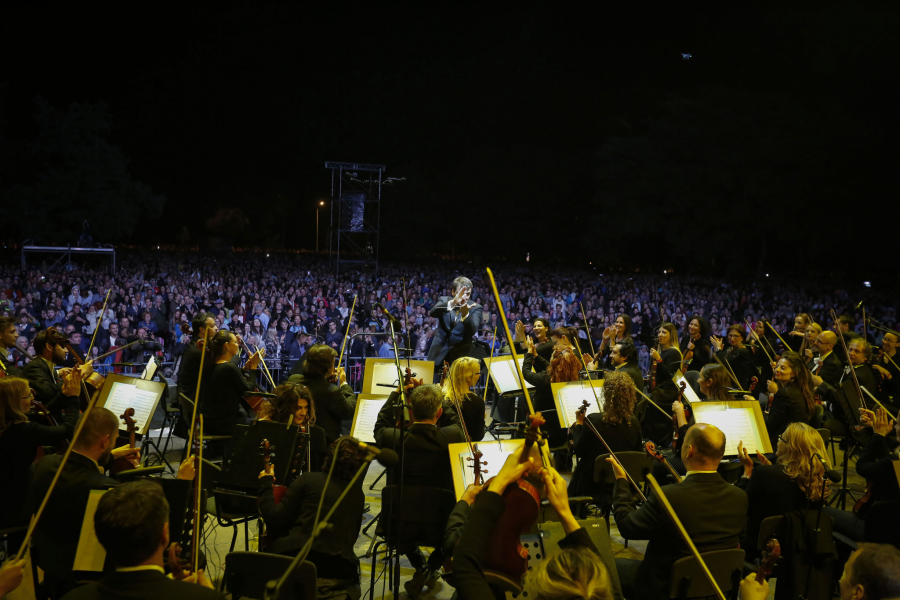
[96, 374, 171, 471]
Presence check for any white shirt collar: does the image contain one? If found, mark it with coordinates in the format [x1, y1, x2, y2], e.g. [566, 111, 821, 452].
[115, 565, 165, 574]
[684, 470, 718, 477]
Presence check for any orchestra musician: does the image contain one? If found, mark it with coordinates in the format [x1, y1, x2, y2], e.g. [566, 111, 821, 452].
[514, 317, 553, 367]
[609, 423, 748, 600]
[872, 330, 900, 404]
[440, 357, 486, 442]
[372, 383, 465, 597]
[597, 314, 633, 368]
[0, 315, 23, 377]
[808, 331, 843, 386]
[785, 313, 814, 352]
[26, 408, 195, 598]
[257, 437, 368, 599]
[202, 330, 263, 436]
[59, 480, 223, 600]
[750, 352, 815, 450]
[710, 324, 758, 390]
[735, 422, 832, 562]
[521, 336, 582, 452]
[427, 276, 483, 368]
[568, 371, 642, 498]
[451, 447, 615, 600]
[800, 322, 822, 360]
[0, 375, 81, 549]
[287, 344, 356, 443]
[22, 329, 93, 419]
[175, 312, 217, 404]
[257, 382, 316, 426]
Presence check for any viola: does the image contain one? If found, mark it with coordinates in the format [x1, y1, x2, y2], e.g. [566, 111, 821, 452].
[756, 538, 781, 583]
[481, 413, 545, 589]
[644, 441, 682, 483]
[110, 408, 141, 476]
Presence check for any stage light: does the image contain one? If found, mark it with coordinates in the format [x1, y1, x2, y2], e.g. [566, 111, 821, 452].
[864, 281, 871, 288]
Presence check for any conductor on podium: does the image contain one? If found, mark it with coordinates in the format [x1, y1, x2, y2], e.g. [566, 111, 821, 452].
[427, 276, 482, 368]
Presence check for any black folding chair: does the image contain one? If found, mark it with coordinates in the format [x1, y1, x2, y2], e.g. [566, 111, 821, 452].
[225, 551, 317, 600]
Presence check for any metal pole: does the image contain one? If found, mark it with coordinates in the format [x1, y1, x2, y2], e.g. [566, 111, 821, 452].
[316, 208, 319, 254]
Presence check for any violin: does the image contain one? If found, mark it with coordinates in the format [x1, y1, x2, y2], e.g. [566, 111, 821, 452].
[394, 367, 417, 428]
[47, 326, 106, 411]
[748, 376, 759, 395]
[644, 441, 682, 483]
[649, 349, 658, 391]
[756, 538, 781, 583]
[258, 438, 289, 550]
[481, 413, 545, 589]
[682, 334, 698, 371]
[109, 408, 140, 476]
[671, 381, 688, 451]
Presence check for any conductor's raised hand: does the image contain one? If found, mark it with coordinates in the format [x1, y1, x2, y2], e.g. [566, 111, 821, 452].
[487, 446, 534, 496]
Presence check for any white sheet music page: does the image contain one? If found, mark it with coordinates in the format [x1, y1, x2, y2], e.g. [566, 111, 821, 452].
[103, 381, 158, 435]
[489, 359, 519, 394]
[557, 384, 606, 427]
[673, 371, 702, 405]
[371, 363, 403, 392]
[351, 396, 388, 444]
[692, 405, 763, 456]
[456, 440, 524, 489]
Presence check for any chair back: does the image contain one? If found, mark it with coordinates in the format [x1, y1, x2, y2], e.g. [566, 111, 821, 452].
[225, 551, 317, 600]
[634, 397, 649, 423]
[180, 394, 198, 424]
[668, 548, 745, 599]
[380, 485, 456, 548]
[815, 428, 830, 445]
[593, 451, 653, 487]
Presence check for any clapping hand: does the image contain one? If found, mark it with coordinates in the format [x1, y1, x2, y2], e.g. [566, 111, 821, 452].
[710, 336, 723, 351]
[872, 408, 895, 437]
[524, 336, 536, 356]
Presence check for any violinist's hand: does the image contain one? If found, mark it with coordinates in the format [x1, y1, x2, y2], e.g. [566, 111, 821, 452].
[743, 395, 756, 402]
[605, 457, 627, 481]
[811, 374, 823, 388]
[737, 441, 753, 477]
[858, 408, 876, 428]
[766, 380, 778, 394]
[78, 362, 94, 377]
[542, 466, 573, 519]
[177, 456, 196, 481]
[873, 408, 895, 437]
[259, 464, 275, 480]
[111, 445, 141, 462]
[756, 452, 772, 466]
[58, 367, 74, 378]
[0, 558, 27, 596]
[873, 364, 892, 380]
[182, 568, 215, 589]
[336, 366, 347, 385]
[460, 483, 483, 506]
[672, 400, 685, 421]
[687, 340, 695, 351]
[770, 360, 777, 372]
[61, 369, 83, 397]
[575, 410, 586, 425]
[515, 320, 525, 342]
[650, 348, 661, 362]
[804, 348, 813, 359]
[487, 446, 534, 496]
[739, 573, 769, 600]
[711, 336, 723, 351]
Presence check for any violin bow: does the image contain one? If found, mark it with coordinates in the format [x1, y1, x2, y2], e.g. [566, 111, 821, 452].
[446, 362, 484, 484]
[634, 385, 673, 420]
[253, 344, 276, 388]
[744, 319, 775, 363]
[486, 268, 552, 467]
[337, 294, 357, 372]
[646, 474, 727, 600]
[84, 286, 113, 360]
[14, 369, 96, 561]
[711, 353, 743, 391]
[484, 326, 497, 403]
[830, 309, 868, 412]
[186, 328, 210, 453]
[573, 347, 649, 501]
[764, 320, 791, 353]
[580, 302, 596, 357]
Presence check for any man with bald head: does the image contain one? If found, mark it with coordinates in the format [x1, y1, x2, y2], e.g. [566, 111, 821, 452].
[609, 423, 748, 600]
[810, 331, 843, 386]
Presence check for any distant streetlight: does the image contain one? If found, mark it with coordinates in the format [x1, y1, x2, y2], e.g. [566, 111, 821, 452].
[316, 201, 325, 253]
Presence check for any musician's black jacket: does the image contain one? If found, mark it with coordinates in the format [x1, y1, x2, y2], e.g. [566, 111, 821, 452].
[373, 393, 465, 491]
[520, 353, 565, 447]
[258, 470, 364, 581]
[0, 395, 80, 529]
[808, 352, 844, 388]
[287, 371, 356, 443]
[766, 381, 811, 449]
[715, 346, 758, 390]
[60, 569, 225, 600]
[175, 344, 209, 405]
[857, 432, 900, 504]
[202, 361, 255, 436]
[452, 491, 605, 600]
[427, 298, 483, 366]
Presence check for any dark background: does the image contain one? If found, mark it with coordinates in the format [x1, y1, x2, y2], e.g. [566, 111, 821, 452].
[1, 3, 897, 279]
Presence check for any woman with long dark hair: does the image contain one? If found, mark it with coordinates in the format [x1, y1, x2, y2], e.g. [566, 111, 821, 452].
[751, 351, 814, 449]
[522, 337, 583, 451]
[202, 330, 263, 435]
[259, 382, 316, 426]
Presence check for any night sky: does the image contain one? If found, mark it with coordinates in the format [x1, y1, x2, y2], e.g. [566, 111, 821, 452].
[2, 3, 897, 277]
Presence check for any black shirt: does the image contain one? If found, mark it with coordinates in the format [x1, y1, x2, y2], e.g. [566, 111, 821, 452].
[203, 361, 255, 435]
[569, 413, 642, 497]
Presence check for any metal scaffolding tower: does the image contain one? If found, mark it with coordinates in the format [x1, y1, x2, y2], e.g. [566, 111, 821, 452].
[325, 162, 386, 275]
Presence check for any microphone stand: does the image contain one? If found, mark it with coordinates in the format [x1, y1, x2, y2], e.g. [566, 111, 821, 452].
[385, 313, 409, 599]
[264, 455, 375, 599]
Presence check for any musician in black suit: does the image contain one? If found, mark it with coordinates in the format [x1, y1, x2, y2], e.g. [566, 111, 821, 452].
[28, 408, 194, 599]
[175, 312, 217, 404]
[808, 331, 843, 388]
[611, 342, 645, 392]
[427, 276, 483, 368]
[23, 329, 92, 417]
[373, 383, 465, 598]
[287, 344, 356, 443]
[610, 423, 748, 600]
[60, 479, 223, 600]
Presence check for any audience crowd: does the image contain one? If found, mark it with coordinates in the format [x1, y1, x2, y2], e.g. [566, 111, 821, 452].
[1, 251, 896, 378]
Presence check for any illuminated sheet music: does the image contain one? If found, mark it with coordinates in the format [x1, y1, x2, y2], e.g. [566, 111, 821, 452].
[103, 381, 160, 436]
[449, 439, 525, 498]
[552, 381, 605, 427]
[350, 394, 389, 444]
[485, 356, 534, 394]
[692, 404, 766, 456]
[362, 358, 434, 395]
[673, 371, 702, 405]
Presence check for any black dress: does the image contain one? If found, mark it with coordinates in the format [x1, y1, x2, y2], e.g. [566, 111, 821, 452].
[568, 412, 642, 497]
[521, 353, 564, 447]
[202, 361, 256, 435]
[0, 395, 80, 528]
[765, 382, 811, 449]
[451, 392, 486, 442]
